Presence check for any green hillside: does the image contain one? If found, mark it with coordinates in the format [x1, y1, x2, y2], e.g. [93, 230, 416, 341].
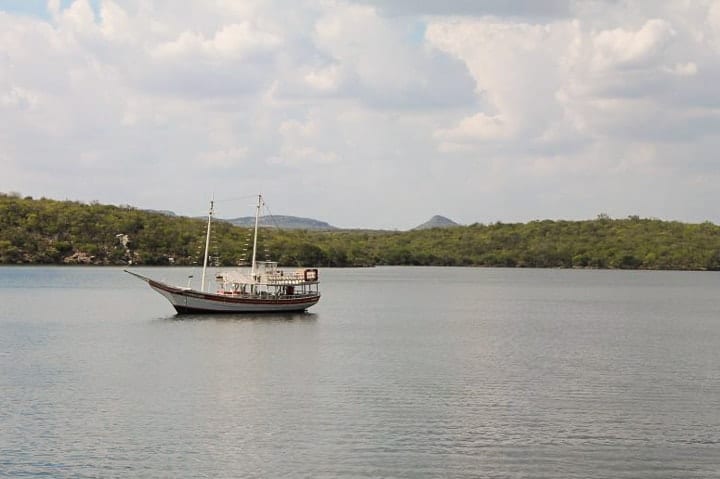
[2, 193, 720, 270]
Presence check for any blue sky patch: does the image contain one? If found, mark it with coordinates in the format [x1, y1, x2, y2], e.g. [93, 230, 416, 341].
[1, 0, 100, 19]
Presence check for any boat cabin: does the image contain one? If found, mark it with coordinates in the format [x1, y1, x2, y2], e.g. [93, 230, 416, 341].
[214, 260, 319, 298]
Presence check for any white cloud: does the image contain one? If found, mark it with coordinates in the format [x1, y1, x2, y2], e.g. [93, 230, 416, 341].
[664, 61, 698, 76]
[434, 113, 510, 150]
[152, 22, 282, 61]
[591, 19, 676, 70]
[2, 0, 720, 228]
[303, 65, 341, 92]
[270, 146, 338, 167]
[427, 19, 579, 148]
[1, 87, 39, 110]
[708, 1, 720, 34]
[47, 0, 61, 17]
[300, 2, 475, 108]
[198, 147, 249, 168]
[351, 0, 573, 18]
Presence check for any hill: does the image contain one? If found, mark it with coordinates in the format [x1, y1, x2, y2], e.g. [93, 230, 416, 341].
[413, 215, 460, 230]
[143, 209, 176, 217]
[225, 215, 336, 230]
[3, 194, 720, 270]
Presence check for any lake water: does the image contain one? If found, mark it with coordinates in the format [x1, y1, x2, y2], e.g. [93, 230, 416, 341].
[1, 266, 719, 478]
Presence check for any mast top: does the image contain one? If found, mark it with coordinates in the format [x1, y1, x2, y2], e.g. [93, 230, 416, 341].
[200, 194, 215, 293]
[251, 194, 263, 278]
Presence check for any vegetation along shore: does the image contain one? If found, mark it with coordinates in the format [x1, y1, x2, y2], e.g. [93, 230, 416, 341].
[2, 193, 720, 270]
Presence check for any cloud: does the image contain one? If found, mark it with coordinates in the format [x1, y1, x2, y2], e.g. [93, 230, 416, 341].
[591, 19, 676, 70]
[434, 113, 510, 150]
[303, 64, 341, 92]
[1, 86, 39, 109]
[273, 2, 476, 109]
[427, 19, 580, 149]
[151, 22, 282, 61]
[198, 147, 249, 168]
[664, 62, 698, 76]
[2, 0, 720, 228]
[349, 0, 574, 18]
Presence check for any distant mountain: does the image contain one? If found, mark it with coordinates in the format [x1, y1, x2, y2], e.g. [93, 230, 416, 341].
[413, 215, 460, 230]
[224, 215, 337, 230]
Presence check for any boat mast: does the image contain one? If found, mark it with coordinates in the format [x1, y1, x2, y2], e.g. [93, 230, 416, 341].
[200, 196, 214, 292]
[251, 194, 262, 279]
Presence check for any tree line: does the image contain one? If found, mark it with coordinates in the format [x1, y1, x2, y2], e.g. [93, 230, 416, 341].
[2, 193, 720, 270]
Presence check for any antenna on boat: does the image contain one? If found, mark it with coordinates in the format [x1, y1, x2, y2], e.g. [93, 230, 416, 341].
[201, 195, 214, 292]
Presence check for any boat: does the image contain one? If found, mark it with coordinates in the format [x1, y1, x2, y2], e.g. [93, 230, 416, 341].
[125, 194, 321, 314]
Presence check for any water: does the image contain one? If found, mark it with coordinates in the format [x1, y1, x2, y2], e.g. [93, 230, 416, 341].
[1, 266, 719, 478]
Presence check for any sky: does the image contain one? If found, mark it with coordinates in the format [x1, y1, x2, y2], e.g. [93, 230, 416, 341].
[2, 0, 720, 229]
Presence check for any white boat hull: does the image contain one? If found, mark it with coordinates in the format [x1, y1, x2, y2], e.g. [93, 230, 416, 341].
[127, 271, 320, 314]
[149, 280, 320, 313]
